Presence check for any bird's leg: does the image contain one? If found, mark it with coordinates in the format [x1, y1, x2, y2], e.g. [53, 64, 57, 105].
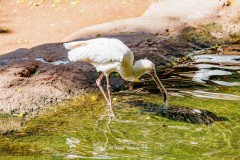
[106, 75, 116, 118]
[96, 73, 110, 105]
[150, 69, 169, 111]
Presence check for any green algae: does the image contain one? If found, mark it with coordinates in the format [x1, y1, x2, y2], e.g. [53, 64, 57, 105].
[0, 88, 240, 159]
[183, 23, 223, 47]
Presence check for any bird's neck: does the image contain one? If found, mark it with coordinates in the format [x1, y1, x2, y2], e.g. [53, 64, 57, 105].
[132, 63, 147, 80]
[120, 61, 146, 81]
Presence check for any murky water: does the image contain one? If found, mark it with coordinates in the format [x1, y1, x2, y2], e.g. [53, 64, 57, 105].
[0, 45, 240, 159]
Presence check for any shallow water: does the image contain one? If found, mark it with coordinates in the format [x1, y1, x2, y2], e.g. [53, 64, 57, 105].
[1, 92, 240, 159]
[1, 46, 240, 159]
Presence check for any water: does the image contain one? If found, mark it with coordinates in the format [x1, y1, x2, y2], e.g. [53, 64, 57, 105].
[0, 46, 240, 159]
[35, 57, 70, 65]
[192, 54, 240, 85]
[1, 93, 239, 159]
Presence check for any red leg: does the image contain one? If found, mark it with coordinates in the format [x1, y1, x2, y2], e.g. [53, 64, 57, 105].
[96, 73, 110, 105]
[106, 75, 115, 117]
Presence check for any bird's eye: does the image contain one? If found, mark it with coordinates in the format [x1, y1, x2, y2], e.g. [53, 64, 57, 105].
[149, 70, 155, 76]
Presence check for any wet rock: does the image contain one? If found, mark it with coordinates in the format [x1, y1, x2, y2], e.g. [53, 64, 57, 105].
[127, 100, 226, 125]
[156, 105, 226, 125]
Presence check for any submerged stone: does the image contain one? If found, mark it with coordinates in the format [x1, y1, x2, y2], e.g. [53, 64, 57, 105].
[156, 105, 226, 125]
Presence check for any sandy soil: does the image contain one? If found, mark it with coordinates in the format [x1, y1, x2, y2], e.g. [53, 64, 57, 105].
[64, 0, 240, 41]
[0, 0, 239, 114]
[0, 0, 154, 55]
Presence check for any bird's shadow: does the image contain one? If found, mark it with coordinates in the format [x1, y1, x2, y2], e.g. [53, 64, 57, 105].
[122, 100, 228, 125]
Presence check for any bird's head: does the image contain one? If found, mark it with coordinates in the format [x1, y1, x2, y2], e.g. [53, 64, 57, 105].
[134, 58, 156, 74]
[134, 58, 168, 103]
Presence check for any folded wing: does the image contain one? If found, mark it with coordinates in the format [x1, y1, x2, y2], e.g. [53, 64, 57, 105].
[64, 38, 132, 64]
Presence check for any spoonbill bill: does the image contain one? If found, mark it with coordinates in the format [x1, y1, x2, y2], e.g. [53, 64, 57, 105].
[64, 38, 169, 117]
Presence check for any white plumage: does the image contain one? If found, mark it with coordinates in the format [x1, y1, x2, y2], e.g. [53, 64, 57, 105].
[66, 38, 130, 63]
[64, 38, 169, 117]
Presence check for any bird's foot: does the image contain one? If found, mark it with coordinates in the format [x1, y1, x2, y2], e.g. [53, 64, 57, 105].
[156, 102, 169, 114]
[107, 105, 117, 120]
[161, 102, 169, 114]
[108, 111, 116, 119]
[163, 102, 168, 110]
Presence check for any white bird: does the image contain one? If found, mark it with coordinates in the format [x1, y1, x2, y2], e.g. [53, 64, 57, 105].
[64, 38, 169, 117]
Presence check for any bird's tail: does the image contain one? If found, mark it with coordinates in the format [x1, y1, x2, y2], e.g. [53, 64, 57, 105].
[63, 41, 87, 50]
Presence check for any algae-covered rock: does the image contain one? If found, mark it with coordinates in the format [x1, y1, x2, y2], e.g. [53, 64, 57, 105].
[183, 23, 240, 48]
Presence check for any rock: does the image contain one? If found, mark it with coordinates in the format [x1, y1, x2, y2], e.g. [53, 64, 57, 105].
[127, 100, 226, 125]
[0, 43, 96, 113]
[156, 105, 226, 125]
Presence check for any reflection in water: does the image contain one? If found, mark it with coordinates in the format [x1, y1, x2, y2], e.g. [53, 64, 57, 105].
[194, 54, 240, 64]
[66, 137, 80, 148]
[193, 69, 232, 83]
[66, 137, 81, 158]
[179, 90, 240, 100]
[195, 64, 240, 70]
[93, 112, 112, 157]
[192, 54, 240, 85]
[211, 80, 240, 86]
